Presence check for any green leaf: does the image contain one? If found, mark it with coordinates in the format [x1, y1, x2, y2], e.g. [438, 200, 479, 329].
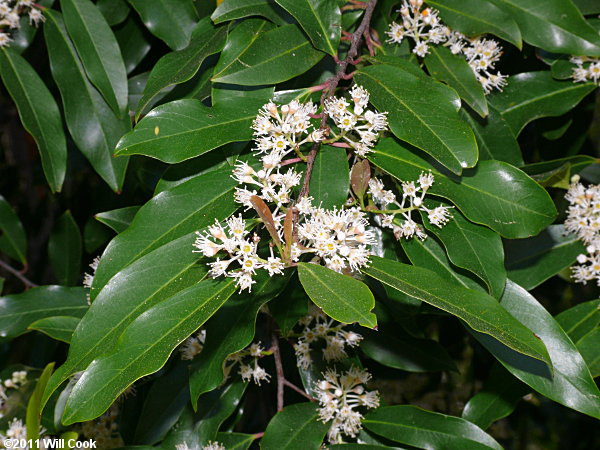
[274, 0, 341, 55]
[28, 316, 80, 344]
[91, 169, 237, 299]
[489, 0, 600, 55]
[42, 234, 208, 410]
[115, 96, 268, 163]
[459, 106, 523, 166]
[48, 211, 82, 286]
[115, 16, 151, 75]
[261, 402, 329, 450]
[26, 363, 55, 448]
[211, 0, 288, 25]
[574, 0, 600, 15]
[297, 263, 377, 328]
[355, 64, 478, 175]
[216, 432, 256, 450]
[577, 328, 600, 378]
[424, 46, 488, 118]
[0, 194, 27, 264]
[62, 0, 128, 116]
[462, 364, 530, 430]
[189, 274, 291, 406]
[61, 278, 236, 424]
[361, 325, 458, 373]
[127, 0, 199, 50]
[422, 203, 506, 299]
[427, 0, 522, 48]
[94, 206, 140, 234]
[84, 218, 112, 254]
[0, 286, 87, 340]
[212, 23, 324, 85]
[490, 71, 596, 136]
[504, 225, 585, 291]
[97, 0, 130, 26]
[269, 277, 309, 336]
[555, 299, 600, 343]
[136, 18, 227, 120]
[0, 48, 67, 193]
[364, 405, 502, 450]
[44, 10, 130, 192]
[369, 138, 557, 238]
[363, 257, 551, 366]
[309, 146, 350, 209]
[471, 280, 600, 419]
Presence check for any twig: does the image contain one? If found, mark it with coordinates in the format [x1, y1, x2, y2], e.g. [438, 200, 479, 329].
[271, 332, 286, 412]
[283, 379, 316, 402]
[0, 259, 38, 289]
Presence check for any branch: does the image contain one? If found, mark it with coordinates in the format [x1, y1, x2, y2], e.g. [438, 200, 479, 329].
[0, 259, 38, 289]
[271, 332, 286, 412]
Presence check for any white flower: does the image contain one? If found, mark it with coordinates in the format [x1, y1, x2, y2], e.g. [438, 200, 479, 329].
[180, 329, 206, 360]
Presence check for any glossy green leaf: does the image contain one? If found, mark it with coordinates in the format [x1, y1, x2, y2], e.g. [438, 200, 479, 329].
[211, 0, 288, 25]
[136, 18, 227, 120]
[356, 64, 478, 175]
[97, 0, 129, 26]
[28, 316, 80, 344]
[115, 96, 268, 163]
[189, 274, 291, 406]
[361, 325, 458, 373]
[489, 0, 600, 55]
[274, 0, 342, 55]
[216, 432, 256, 450]
[309, 146, 350, 209]
[577, 328, 600, 378]
[48, 211, 82, 286]
[490, 72, 596, 136]
[61, 278, 236, 424]
[127, 0, 199, 50]
[298, 263, 377, 328]
[91, 169, 237, 298]
[115, 16, 151, 75]
[0, 286, 87, 340]
[428, 0, 522, 48]
[42, 234, 208, 410]
[0, 48, 67, 193]
[261, 402, 329, 450]
[212, 23, 324, 85]
[369, 138, 557, 238]
[44, 11, 130, 192]
[26, 363, 55, 446]
[523, 155, 599, 178]
[471, 280, 600, 419]
[363, 257, 551, 366]
[504, 225, 585, 291]
[94, 206, 140, 234]
[555, 299, 600, 343]
[462, 364, 529, 430]
[425, 46, 488, 118]
[574, 0, 600, 15]
[84, 218, 112, 254]
[0, 194, 27, 264]
[459, 106, 523, 166]
[62, 0, 128, 116]
[422, 204, 506, 299]
[364, 405, 502, 450]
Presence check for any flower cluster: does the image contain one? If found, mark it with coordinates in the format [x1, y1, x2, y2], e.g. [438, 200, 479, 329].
[83, 256, 100, 304]
[294, 304, 363, 369]
[0, 370, 27, 417]
[315, 367, 380, 444]
[368, 172, 453, 240]
[0, 418, 27, 449]
[0, 0, 44, 48]
[179, 329, 206, 360]
[193, 214, 285, 292]
[570, 56, 600, 85]
[324, 85, 389, 157]
[564, 175, 600, 285]
[176, 442, 225, 450]
[224, 342, 272, 386]
[78, 404, 124, 449]
[385, 0, 507, 93]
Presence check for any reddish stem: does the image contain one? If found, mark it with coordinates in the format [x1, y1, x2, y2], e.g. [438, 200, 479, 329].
[280, 157, 304, 166]
[329, 142, 352, 148]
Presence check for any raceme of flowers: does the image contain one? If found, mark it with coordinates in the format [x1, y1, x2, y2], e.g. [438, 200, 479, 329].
[570, 56, 600, 85]
[194, 86, 388, 292]
[564, 175, 600, 285]
[0, 0, 44, 48]
[224, 341, 272, 386]
[369, 172, 453, 240]
[385, 0, 507, 94]
[314, 366, 380, 444]
[0, 370, 27, 418]
[294, 304, 363, 369]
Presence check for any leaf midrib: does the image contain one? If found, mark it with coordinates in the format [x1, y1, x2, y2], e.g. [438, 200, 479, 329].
[499, 83, 594, 116]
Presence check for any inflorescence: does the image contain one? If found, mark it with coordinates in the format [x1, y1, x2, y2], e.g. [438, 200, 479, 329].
[570, 56, 600, 85]
[0, 0, 44, 47]
[385, 0, 507, 94]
